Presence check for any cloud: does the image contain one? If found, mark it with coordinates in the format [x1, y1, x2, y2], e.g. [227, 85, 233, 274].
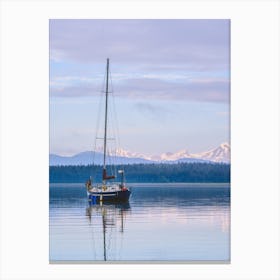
[50, 75, 104, 97]
[118, 77, 230, 103]
[50, 75, 229, 103]
[50, 19, 230, 103]
[134, 102, 167, 120]
[50, 76, 97, 87]
[50, 19, 230, 70]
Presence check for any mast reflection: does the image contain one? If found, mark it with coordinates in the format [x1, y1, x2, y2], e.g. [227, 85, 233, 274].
[86, 202, 131, 261]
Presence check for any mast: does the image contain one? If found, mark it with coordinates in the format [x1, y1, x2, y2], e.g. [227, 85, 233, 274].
[103, 58, 109, 171]
[102, 58, 115, 182]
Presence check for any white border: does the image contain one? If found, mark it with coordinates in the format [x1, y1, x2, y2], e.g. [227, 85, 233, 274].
[1, 0, 279, 279]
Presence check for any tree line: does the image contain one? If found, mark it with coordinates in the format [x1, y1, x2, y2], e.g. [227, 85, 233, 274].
[49, 162, 230, 183]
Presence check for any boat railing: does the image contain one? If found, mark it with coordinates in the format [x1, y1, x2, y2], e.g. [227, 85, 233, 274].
[90, 183, 128, 191]
[90, 183, 125, 192]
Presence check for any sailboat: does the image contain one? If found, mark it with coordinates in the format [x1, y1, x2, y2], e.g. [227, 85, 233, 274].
[85, 58, 131, 203]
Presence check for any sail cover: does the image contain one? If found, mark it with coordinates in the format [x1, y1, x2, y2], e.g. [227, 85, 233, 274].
[102, 169, 115, 180]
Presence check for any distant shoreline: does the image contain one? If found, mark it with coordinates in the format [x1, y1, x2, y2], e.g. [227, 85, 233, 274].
[50, 162, 230, 184]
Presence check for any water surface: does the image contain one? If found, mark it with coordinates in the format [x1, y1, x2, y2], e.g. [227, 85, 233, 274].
[50, 183, 230, 262]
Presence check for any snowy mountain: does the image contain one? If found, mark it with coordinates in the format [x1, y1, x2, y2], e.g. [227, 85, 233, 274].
[49, 143, 230, 166]
[115, 143, 230, 163]
[190, 142, 230, 163]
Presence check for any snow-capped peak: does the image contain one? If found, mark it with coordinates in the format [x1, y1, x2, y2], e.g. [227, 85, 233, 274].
[191, 143, 230, 163]
[220, 142, 230, 150]
[159, 150, 190, 161]
[50, 143, 231, 166]
[94, 143, 230, 163]
[115, 148, 147, 159]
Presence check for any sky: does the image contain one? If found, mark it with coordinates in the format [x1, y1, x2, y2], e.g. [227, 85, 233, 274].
[49, 19, 230, 156]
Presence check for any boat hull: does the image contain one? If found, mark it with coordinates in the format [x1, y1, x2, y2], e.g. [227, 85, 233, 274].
[88, 189, 131, 203]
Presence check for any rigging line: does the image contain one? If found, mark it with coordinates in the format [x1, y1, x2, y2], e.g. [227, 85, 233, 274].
[103, 59, 111, 172]
[92, 64, 107, 172]
[107, 148, 112, 173]
[96, 63, 107, 152]
[109, 148, 116, 179]
[108, 154, 113, 178]
[111, 87, 125, 172]
[111, 81, 119, 143]
[108, 67, 118, 148]
[106, 146, 115, 179]
[108, 70, 121, 174]
[109, 96, 117, 147]
[100, 63, 107, 92]
[109, 67, 114, 95]
[106, 151, 114, 179]
[110, 68, 121, 177]
[105, 74, 118, 178]
[108, 93, 118, 177]
[92, 87, 104, 171]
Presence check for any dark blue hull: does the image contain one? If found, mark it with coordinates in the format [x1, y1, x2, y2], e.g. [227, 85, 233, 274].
[88, 189, 131, 203]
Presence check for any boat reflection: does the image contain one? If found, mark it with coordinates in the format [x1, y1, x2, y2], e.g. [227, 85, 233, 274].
[86, 202, 131, 261]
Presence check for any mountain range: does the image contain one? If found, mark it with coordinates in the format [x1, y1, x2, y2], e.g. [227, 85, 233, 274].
[49, 143, 230, 166]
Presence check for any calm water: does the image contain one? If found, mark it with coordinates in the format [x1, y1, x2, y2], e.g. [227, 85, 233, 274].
[49, 183, 230, 262]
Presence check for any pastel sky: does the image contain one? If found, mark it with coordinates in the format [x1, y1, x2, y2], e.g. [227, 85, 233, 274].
[50, 19, 230, 156]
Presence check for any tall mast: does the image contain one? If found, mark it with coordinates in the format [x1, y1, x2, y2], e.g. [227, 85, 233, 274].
[103, 58, 109, 176]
